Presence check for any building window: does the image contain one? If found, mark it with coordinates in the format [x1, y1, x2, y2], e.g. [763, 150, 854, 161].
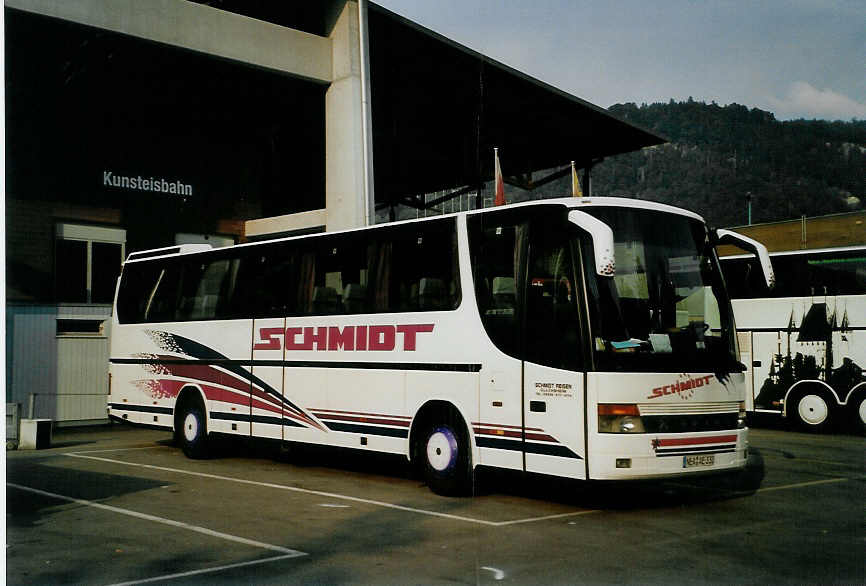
[56, 319, 106, 337]
[55, 224, 126, 304]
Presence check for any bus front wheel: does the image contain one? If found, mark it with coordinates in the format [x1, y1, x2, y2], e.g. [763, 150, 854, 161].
[789, 391, 833, 432]
[420, 417, 473, 496]
[851, 395, 866, 433]
[178, 400, 210, 459]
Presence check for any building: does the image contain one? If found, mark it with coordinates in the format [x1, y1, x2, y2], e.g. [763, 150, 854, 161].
[5, 0, 663, 426]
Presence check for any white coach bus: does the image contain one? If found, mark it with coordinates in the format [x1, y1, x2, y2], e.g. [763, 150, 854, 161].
[109, 197, 772, 495]
[720, 245, 866, 433]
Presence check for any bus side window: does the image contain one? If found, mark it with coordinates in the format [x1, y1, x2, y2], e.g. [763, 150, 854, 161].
[771, 255, 803, 298]
[232, 243, 298, 318]
[144, 263, 181, 323]
[117, 262, 169, 323]
[835, 255, 866, 294]
[342, 282, 367, 313]
[806, 252, 866, 296]
[468, 213, 525, 358]
[526, 227, 582, 371]
[721, 256, 774, 300]
[370, 239, 392, 312]
[720, 258, 749, 299]
[307, 231, 370, 316]
[372, 219, 460, 313]
[176, 258, 233, 321]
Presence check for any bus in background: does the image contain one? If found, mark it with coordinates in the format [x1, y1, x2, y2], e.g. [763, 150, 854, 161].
[720, 245, 866, 433]
[109, 197, 772, 495]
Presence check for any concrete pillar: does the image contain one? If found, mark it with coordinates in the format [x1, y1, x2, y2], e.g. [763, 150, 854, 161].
[325, 1, 367, 231]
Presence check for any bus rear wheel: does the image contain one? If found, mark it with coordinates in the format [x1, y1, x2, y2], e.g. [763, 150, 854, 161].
[851, 395, 866, 434]
[420, 416, 473, 496]
[178, 400, 210, 459]
[790, 391, 833, 432]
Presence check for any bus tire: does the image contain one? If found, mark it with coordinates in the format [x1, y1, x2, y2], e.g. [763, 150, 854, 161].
[178, 399, 210, 459]
[789, 389, 833, 432]
[420, 414, 473, 496]
[850, 394, 866, 434]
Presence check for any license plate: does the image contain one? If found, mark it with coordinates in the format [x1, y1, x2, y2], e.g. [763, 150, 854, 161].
[683, 454, 715, 468]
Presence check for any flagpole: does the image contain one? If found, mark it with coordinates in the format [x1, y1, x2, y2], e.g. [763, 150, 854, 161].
[494, 147, 506, 206]
[571, 160, 583, 198]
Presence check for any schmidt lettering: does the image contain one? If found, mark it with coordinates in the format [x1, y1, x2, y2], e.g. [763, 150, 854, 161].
[646, 375, 713, 400]
[254, 324, 435, 352]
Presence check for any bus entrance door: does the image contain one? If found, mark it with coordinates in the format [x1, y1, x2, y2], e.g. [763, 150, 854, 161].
[523, 362, 586, 479]
[521, 222, 587, 479]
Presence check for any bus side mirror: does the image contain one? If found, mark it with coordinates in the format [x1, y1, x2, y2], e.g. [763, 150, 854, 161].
[715, 229, 775, 290]
[567, 210, 615, 277]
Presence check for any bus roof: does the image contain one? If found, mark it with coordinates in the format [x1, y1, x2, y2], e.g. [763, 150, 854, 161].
[522, 196, 705, 223]
[720, 243, 866, 260]
[124, 196, 706, 263]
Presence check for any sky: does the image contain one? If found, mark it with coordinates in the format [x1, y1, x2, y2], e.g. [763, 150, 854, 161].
[374, 0, 866, 121]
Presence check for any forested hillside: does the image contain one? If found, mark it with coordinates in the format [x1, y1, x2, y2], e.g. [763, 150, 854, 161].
[590, 100, 865, 227]
[380, 100, 864, 227]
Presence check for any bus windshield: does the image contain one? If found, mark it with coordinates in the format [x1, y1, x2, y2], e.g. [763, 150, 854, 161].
[581, 207, 737, 373]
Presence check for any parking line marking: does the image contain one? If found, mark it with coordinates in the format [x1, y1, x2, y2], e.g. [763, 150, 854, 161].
[108, 553, 301, 586]
[7, 482, 306, 556]
[70, 446, 169, 455]
[757, 477, 848, 492]
[494, 509, 600, 525]
[481, 566, 506, 580]
[64, 453, 593, 526]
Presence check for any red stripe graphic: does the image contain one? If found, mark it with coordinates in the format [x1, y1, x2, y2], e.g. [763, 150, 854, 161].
[313, 412, 410, 428]
[311, 408, 411, 421]
[285, 410, 322, 427]
[138, 359, 326, 429]
[656, 434, 737, 447]
[473, 421, 543, 432]
[201, 385, 248, 408]
[147, 359, 244, 394]
[134, 379, 186, 399]
[524, 432, 557, 443]
[139, 379, 302, 420]
[153, 359, 282, 410]
[136, 336, 326, 432]
[474, 427, 522, 439]
[473, 426, 558, 443]
[201, 385, 283, 416]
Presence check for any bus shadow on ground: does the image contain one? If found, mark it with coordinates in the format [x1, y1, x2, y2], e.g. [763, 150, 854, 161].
[192, 436, 765, 509]
[748, 412, 865, 436]
[200, 436, 418, 480]
[475, 448, 766, 510]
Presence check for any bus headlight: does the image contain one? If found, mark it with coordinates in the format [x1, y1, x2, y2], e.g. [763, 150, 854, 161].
[738, 401, 747, 428]
[598, 404, 646, 433]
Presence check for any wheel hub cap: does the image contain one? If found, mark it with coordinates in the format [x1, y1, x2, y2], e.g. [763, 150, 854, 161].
[426, 428, 457, 472]
[798, 394, 828, 425]
[183, 413, 199, 441]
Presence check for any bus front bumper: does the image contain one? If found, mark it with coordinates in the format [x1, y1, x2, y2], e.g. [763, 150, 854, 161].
[588, 428, 749, 480]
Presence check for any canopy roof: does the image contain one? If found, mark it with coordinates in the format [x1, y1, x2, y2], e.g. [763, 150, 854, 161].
[367, 4, 665, 209]
[174, 1, 666, 210]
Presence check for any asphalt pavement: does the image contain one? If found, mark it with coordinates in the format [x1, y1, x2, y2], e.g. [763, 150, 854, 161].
[6, 424, 865, 584]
